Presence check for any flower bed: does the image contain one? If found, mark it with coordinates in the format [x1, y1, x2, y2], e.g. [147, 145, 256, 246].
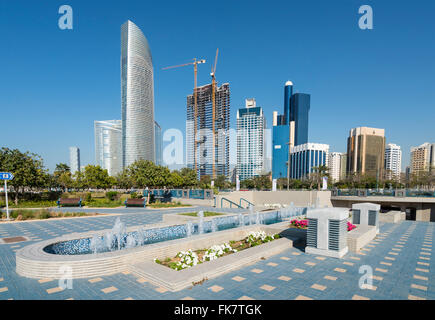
[347, 221, 356, 231]
[290, 219, 308, 229]
[290, 219, 357, 232]
[154, 231, 280, 271]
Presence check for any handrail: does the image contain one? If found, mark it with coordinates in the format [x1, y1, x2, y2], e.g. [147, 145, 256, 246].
[240, 198, 254, 209]
[221, 197, 243, 209]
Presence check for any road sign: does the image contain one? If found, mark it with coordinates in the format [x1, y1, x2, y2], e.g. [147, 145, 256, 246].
[0, 173, 13, 221]
[0, 172, 14, 181]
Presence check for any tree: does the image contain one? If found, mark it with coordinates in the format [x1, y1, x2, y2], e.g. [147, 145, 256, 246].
[199, 175, 211, 189]
[168, 171, 183, 188]
[179, 167, 198, 187]
[114, 169, 133, 189]
[54, 163, 70, 175]
[311, 165, 330, 190]
[128, 160, 172, 188]
[214, 175, 227, 189]
[53, 163, 72, 192]
[0, 148, 48, 204]
[82, 165, 114, 189]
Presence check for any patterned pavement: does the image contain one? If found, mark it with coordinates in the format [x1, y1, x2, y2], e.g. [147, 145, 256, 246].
[0, 206, 433, 300]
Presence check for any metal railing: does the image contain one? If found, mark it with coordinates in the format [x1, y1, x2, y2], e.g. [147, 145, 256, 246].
[239, 198, 254, 209]
[332, 189, 435, 198]
[221, 197, 243, 209]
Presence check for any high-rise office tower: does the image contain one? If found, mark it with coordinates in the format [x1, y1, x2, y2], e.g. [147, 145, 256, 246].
[328, 152, 345, 182]
[186, 83, 230, 179]
[291, 93, 310, 146]
[121, 20, 155, 168]
[154, 121, 162, 166]
[272, 81, 310, 179]
[290, 143, 329, 180]
[346, 127, 386, 177]
[236, 98, 266, 181]
[94, 120, 122, 176]
[385, 143, 402, 179]
[69, 146, 80, 175]
[410, 142, 435, 173]
[340, 153, 347, 181]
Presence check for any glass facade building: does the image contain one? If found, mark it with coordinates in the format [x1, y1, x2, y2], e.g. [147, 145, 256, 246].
[69, 146, 80, 175]
[236, 99, 266, 181]
[291, 93, 310, 146]
[94, 120, 122, 177]
[272, 81, 311, 179]
[186, 83, 230, 179]
[347, 127, 385, 177]
[290, 143, 329, 180]
[154, 121, 163, 166]
[121, 20, 155, 168]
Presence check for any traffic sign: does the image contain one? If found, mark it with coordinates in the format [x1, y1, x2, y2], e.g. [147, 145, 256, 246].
[0, 172, 14, 181]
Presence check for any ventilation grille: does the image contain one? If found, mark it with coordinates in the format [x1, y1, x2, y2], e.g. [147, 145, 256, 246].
[306, 218, 318, 248]
[352, 209, 361, 225]
[328, 219, 347, 251]
[368, 210, 378, 227]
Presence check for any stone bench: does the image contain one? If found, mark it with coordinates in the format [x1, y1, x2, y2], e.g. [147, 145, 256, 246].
[347, 224, 377, 252]
[379, 211, 402, 223]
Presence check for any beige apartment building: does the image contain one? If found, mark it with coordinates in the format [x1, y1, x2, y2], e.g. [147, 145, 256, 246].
[410, 142, 435, 173]
[346, 127, 386, 177]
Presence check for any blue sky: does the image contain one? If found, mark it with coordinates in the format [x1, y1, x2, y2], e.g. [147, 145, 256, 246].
[0, 0, 434, 172]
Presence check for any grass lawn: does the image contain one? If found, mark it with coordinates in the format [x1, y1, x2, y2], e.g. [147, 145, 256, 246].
[148, 202, 191, 208]
[0, 200, 57, 208]
[179, 211, 225, 217]
[0, 209, 102, 221]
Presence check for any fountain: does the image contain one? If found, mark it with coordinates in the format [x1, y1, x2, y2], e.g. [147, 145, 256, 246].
[186, 221, 193, 237]
[89, 235, 103, 254]
[112, 217, 126, 250]
[125, 234, 136, 249]
[198, 211, 204, 234]
[211, 218, 217, 233]
[41, 208, 303, 257]
[104, 231, 114, 251]
[136, 228, 146, 246]
[238, 213, 244, 227]
[255, 211, 261, 225]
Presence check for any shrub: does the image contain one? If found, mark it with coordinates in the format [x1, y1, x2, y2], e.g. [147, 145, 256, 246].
[105, 191, 118, 201]
[130, 192, 138, 199]
[85, 193, 92, 202]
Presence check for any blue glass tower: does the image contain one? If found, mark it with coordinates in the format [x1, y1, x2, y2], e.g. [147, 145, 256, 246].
[272, 81, 311, 180]
[291, 93, 310, 146]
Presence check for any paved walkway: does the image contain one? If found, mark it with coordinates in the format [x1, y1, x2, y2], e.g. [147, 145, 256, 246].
[0, 207, 433, 300]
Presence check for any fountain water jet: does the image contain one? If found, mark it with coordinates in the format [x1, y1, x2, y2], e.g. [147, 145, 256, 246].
[198, 211, 204, 234]
[186, 221, 193, 237]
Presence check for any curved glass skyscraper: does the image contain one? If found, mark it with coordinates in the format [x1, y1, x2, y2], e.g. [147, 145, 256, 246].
[121, 20, 155, 168]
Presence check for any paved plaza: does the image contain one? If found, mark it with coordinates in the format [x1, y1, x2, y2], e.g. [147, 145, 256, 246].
[0, 206, 433, 300]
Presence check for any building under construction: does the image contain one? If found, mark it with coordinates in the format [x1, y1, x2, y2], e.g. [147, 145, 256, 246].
[186, 83, 230, 179]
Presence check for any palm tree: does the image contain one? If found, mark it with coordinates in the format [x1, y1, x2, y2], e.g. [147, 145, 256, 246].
[311, 165, 330, 190]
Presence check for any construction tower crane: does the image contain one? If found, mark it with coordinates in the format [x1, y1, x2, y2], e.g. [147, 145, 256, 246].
[210, 49, 219, 179]
[162, 58, 206, 172]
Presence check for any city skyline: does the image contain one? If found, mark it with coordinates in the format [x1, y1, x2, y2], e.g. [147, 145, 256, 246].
[1, 1, 434, 172]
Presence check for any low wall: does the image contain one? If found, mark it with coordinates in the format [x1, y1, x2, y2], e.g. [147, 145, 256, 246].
[215, 190, 332, 208]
